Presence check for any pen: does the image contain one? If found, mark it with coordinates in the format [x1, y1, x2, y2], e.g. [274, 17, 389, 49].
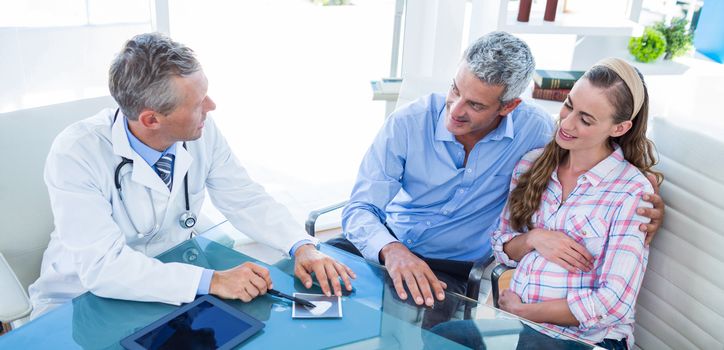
[267, 289, 316, 308]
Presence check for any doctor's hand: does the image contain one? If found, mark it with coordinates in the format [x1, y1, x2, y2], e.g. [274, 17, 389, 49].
[294, 244, 356, 297]
[209, 262, 273, 302]
[638, 173, 665, 245]
[379, 242, 447, 307]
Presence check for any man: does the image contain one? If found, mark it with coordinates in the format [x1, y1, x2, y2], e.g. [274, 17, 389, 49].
[337, 32, 663, 311]
[28, 33, 354, 317]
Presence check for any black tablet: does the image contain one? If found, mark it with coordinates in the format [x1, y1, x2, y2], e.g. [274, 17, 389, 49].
[120, 295, 264, 350]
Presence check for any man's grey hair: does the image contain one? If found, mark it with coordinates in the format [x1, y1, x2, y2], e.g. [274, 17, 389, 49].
[109, 33, 200, 120]
[463, 31, 535, 105]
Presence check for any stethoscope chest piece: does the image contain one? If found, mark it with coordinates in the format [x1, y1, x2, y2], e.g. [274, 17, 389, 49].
[179, 211, 197, 229]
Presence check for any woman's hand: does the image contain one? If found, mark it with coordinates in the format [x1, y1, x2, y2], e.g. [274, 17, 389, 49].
[528, 228, 593, 272]
[498, 289, 525, 316]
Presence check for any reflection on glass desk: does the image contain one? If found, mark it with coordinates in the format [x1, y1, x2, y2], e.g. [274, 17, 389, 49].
[0, 222, 598, 350]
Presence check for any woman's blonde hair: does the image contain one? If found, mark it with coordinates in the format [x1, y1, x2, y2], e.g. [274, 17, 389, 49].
[507, 65, 663, 232]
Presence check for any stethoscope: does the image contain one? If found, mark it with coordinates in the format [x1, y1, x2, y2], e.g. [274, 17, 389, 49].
[113, 109, 197, 239]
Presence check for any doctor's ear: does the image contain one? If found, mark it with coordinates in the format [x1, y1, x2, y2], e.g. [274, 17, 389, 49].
[137, 110, 162, 129]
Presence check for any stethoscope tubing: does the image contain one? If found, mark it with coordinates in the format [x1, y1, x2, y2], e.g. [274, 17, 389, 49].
[112, 109, 196, 236]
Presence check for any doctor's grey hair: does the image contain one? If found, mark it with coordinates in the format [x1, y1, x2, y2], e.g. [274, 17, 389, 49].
[109, 33, 200, 121]
[463, 31, 535, 106]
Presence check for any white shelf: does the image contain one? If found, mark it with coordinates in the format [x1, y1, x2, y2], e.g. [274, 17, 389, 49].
[501, 13, 640, 36]
[500, 3, 641, 36]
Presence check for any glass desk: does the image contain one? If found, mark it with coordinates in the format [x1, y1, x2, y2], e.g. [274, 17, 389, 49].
[0, 222, 598, 349]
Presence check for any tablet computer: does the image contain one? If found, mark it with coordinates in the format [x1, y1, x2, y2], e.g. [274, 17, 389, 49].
[120, 295, 264, 350]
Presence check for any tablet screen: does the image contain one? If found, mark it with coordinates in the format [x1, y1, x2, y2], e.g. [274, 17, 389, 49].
[124, 297, 262, 350]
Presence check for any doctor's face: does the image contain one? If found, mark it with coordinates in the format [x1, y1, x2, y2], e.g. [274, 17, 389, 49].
[160, 70, 216, 142]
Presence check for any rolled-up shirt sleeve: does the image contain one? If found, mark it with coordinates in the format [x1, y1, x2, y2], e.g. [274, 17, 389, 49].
[342, 114, 408, 263]
[567, 190, 651, 329]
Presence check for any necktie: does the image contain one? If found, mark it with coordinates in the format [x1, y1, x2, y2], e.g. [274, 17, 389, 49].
[155, 154, 174, 190]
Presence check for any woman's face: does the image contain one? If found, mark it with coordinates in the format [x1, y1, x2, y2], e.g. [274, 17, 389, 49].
[555, 78, 631, 153]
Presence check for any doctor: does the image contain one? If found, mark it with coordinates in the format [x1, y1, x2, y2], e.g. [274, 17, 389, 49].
[28, 33, 355, 317]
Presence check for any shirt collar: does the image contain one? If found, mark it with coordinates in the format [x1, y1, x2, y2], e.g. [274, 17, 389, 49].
[488, 113, 515, 141]
[582, 144, 625, 187]
[434, 107, 456, 142]
[123, 116, 177, 167]
[434, 106, 516, 143]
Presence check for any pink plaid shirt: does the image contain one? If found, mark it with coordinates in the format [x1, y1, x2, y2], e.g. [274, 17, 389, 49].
[492, 145, 652, 347]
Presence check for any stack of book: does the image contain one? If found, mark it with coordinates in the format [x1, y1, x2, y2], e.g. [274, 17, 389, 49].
[532, 69, 584, 102]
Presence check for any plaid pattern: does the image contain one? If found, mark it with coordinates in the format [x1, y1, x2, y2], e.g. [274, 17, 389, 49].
[492, 145, 653, 347]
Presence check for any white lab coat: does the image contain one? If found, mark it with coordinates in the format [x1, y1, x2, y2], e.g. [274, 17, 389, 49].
[28, 108, 317, 317]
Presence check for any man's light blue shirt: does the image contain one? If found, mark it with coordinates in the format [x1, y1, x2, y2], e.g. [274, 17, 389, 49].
[342, 93, 554, 263]
[123, 117, 214, 295]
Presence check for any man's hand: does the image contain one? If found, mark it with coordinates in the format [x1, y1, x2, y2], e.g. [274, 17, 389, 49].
[379, 242, 447, 306]
[527, 228, 593, 272]
[638, 173, 665, 245]
[209, 262, 272, 302]
[294, 244, 356, 297]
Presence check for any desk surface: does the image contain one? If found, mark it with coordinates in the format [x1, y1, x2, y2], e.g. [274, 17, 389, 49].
[1, 223, 596, 350]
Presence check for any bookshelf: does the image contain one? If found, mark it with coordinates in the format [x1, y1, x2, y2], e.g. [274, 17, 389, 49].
[470, 0, 644, 38]
[468, 0, 644, 70]
[497, 6, 641, 36]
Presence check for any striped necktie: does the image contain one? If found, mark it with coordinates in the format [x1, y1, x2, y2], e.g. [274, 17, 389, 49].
[155, 154, 174, 190]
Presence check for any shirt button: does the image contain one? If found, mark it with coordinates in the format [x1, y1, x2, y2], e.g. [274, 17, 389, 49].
[458, 189, 465, 194]
[466, 168, 472, 173]
[426, 221, 432, 226]
[406, 239, 412, 244]
[582, 231, 587, 236]
[443, 210, 449, 215]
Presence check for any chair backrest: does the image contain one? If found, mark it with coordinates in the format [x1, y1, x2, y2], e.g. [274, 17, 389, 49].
[634, 117, 724, 349]
[0, 96, 116, 291]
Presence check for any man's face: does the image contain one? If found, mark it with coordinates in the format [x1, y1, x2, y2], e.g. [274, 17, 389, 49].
[158, 70, 216, 142]
[445, 63, 514, 144]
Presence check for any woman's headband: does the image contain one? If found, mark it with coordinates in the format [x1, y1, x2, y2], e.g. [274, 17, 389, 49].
[592, 58, 645, 120]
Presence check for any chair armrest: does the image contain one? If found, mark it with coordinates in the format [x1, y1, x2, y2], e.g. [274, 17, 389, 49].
[0, 253, 32, 323]
[305, 200, 349, 237]
[465, 254, 495, 300]
[491, 264, 514, 308]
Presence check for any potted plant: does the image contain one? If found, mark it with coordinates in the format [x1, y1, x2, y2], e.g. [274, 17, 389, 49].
[628, 27, 667, 63]
[653, 17, 695, 59]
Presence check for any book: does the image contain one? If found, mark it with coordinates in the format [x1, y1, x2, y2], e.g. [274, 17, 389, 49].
[533, 69, 584, 89]
[517, 0, 532, 22]
[544, 0, 558, 22]
[532, 84, 570, 102]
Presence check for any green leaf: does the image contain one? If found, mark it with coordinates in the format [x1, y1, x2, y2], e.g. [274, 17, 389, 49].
[628, 28, 667, 63]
